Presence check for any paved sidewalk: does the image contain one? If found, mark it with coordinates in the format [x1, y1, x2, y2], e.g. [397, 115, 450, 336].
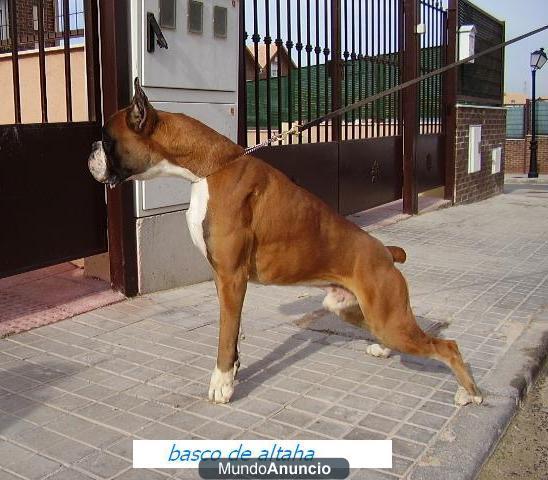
[1, 185, 547, 480]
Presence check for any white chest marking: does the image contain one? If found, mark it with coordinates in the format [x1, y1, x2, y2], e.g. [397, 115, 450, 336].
[186, 178, 209, 258]
[131, 159, 201, 183]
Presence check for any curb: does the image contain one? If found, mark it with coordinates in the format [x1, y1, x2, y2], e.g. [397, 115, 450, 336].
[407, 313, 548, 480]
[504, 176, 548, 185]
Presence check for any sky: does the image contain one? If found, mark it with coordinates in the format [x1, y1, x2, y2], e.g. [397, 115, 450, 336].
[469, 0, 548, 96]
[245, 0, 548, 97]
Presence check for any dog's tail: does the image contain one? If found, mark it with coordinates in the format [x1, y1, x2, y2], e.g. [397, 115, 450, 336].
[386, 246, 407, 264]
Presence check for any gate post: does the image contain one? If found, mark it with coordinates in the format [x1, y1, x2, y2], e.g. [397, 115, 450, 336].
[402, 0, 419, 214]
[331, 0, 342, 142]
[99, 0, 139, 297]
[443, 0, 458, 201]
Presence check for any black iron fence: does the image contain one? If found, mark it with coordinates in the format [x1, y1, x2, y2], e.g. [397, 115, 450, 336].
[1, 0, 94, 124]
[242, 0, 447, 146]
[0, 0, 85, 52]
[458, 0, 504, 105]
[505, 100, 548, 139]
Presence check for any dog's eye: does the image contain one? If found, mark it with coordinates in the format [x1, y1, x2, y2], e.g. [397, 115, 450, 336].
[102, 135, 114, 153]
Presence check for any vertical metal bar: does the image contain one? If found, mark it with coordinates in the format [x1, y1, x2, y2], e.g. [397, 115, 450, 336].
[433, 2, 445, 133]
[286, 0, 294, 144]
[376, 0, 380, 137]
[323, 0, 330, 141]
[238, 0, 248, 146]
[343, 0, 348, 140]
[439, 4, 445, 132]
[365, 0, 369, 138]
[275, 0, 282, 144]
[265, 0, 272, 141]
[8, 0, 21, 123]
[331, 0, 342, 142]
[369, 0, 372, 137]
[427, 1, 432, 133]
[306, 0, 312, 136]
[357, 0, 362, 138]
[350, 0, 355, 139]
[421, 1, 426, 134]
[499, 21, 506, 106]
[84, 0, 101, 122]
[296, 0, 303, 143]
[382, 0, 387, 136]
[252, 0, 260, 145]
[388, 0, 393, 135]
[430, 2, 434, 133]
[398, 0, 404, 136]
[443, 0, 457, 201]
[402, 0, 419, 214]
[62, 0, 73, 122]
[315, 0, 321, 141]
[37, 0, 48, 122]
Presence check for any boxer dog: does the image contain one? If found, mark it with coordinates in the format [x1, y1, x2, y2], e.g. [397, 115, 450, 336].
[89, 79, 482, 407]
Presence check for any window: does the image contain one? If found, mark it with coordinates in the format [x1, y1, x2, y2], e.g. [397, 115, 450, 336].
[468, 125, 482, 173]
[0, 0, 9, 42]
[188, 1, 203, 34]
[213, 6, 227, 38]
[160, 0, 176, 29]
[271, 58, 278, 78]
[33, 5, 38, 31]
[491, 146, 502, 174]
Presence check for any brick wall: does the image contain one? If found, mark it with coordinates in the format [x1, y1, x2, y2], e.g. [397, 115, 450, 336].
[505, 136, 548, 174]
[453, 106, 506, 204]
[1, 0, 56, 53]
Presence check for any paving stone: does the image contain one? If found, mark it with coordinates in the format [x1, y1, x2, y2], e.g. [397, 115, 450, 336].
[44, 468, 96, 480]
[359, 414, 399, 434]
[193, 421, 243, 439]
[9, 454, 62, 480]
[75, 452, 130, 479]
[40, 438, 98, 465]
[409, 411, 448, 430]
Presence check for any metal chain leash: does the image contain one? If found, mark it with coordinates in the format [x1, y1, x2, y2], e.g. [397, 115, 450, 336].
[244, 124, 302, 155]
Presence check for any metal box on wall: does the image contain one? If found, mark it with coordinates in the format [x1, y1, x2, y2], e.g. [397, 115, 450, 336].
[130, 0, 239, 218]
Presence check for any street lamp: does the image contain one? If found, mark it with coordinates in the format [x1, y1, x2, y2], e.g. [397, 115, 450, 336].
[528, 47, 547, 178]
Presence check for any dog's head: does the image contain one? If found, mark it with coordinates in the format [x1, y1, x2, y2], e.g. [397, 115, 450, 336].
[88, 78, 161, 186]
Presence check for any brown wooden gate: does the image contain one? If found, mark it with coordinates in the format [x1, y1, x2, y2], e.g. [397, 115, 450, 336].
[0, 0, 106, 278]
[239, 0, 450, 215]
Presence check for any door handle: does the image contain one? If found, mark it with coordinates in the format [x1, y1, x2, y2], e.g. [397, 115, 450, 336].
[147, 12, 169, 53]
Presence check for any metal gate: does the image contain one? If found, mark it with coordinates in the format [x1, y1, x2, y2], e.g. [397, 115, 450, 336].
[0, 0, 106, 278]
[239, 0, 448, 215]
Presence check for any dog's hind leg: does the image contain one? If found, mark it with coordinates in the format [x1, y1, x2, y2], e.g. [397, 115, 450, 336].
[352, 267, 482, 406]
[322, 286, 391, 358]
[209, 270, 247, 404]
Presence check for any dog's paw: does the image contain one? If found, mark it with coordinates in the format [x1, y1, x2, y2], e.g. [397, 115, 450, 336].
[208, 366, 235, 404]
[366, 343, 391, 358]
[454, 386, 483, 406]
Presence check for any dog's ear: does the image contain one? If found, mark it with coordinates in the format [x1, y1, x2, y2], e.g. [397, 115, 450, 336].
[127, 77, 155, 133]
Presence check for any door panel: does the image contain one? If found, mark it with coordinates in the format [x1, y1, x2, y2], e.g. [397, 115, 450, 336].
[0, 123, 107, 278]
[339, 137, 403, 215]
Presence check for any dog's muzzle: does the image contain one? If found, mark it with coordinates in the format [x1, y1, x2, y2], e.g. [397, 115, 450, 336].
[88, 141, 120, 186]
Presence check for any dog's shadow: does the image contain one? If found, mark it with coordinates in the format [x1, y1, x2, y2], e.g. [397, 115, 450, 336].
[235, 295, 452, 400]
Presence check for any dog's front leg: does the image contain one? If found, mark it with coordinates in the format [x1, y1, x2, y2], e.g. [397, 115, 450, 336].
[209, 271, 247, 404]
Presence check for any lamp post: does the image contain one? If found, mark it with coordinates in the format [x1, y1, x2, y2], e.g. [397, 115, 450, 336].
[528, 48, 547, 178]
